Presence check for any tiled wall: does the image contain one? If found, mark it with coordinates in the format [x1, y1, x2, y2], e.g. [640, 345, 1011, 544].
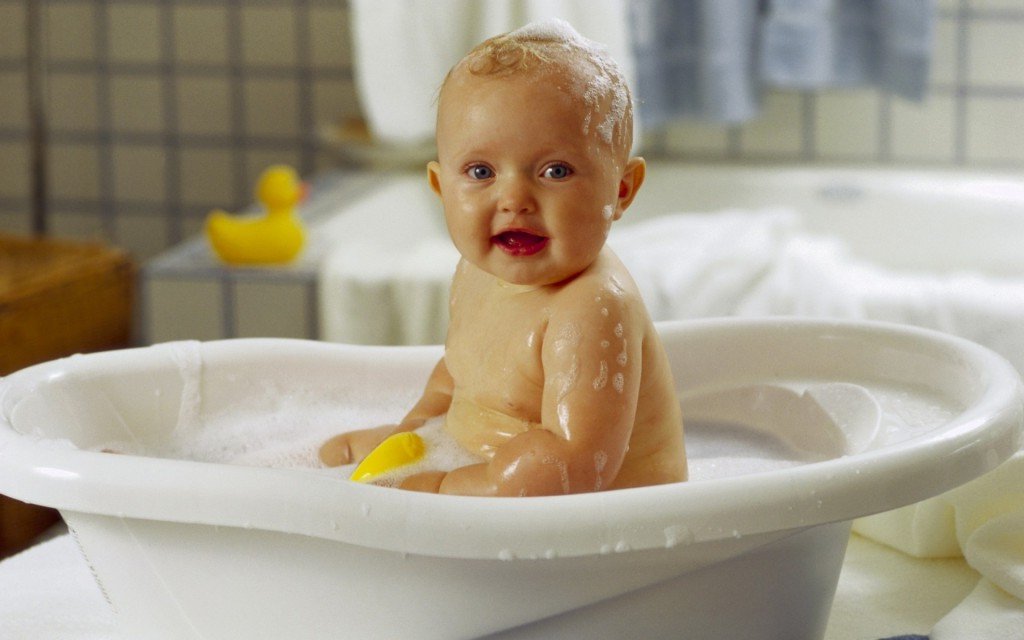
[0, 0, 358, 259]
[1, 0, 1023, 261]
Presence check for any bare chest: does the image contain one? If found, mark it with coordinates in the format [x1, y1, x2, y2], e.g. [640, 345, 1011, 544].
[445, 283, 547, 418]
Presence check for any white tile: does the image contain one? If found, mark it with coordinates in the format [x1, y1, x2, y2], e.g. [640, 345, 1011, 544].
[891, 94, 957, 162]
[114, 214, 170, 262]
[967, 21, 1024, 87]
[176, 76, 232, 136]
[46, 2, 96, 62]
[107, 4, 162, 64]
[0, 211, 32, 235]
[814, 90, 881, 160]
[930, 17, 959, 87]
[234, 281, 311, 339]
[968, 0, 1024, 11]
[312, 77, 361, 127]
[145, 278, 224, 343]
[110, 76, 165, 134]
[48, 211, 106, 242]
[46, 73, 99, 133]
[965, 96, 1024, 162]
[738, 92, 805, 157]
[0, 71, 26, 129]
[173, 6, 229, 65]
[0, 4, 26, 59]
[179, 149, 237, 207]
[0, 142, 29, 200]
[662, 121, 731, 156]
[241, 7, 297, 68]
[244, 78, 301, 137]
[112, 145, 166, 203]
[309, 6, 350, 67]
[48, 144, 101, 200]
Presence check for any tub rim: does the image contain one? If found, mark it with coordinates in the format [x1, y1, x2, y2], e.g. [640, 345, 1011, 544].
[0, 318, 1020, 560]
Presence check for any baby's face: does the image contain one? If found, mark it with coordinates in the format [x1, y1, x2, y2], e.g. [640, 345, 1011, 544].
[429, 69, 627, 287]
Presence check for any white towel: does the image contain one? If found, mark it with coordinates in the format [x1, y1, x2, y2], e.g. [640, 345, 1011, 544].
[0, 534, 120, 639]
[854, 450, 1024, 640]
[350, 0, 634, 146]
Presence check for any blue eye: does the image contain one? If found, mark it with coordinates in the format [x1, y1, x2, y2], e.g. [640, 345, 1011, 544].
[468, 165, 494, 180]
[543, 164, 573, 180]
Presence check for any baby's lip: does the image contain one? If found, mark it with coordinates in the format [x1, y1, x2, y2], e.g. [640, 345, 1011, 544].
[491, 229, 549, 256]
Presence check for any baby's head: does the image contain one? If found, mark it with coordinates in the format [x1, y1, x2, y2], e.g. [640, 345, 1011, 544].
[438, 20, 634, 164]
[430, 20, 644, 287]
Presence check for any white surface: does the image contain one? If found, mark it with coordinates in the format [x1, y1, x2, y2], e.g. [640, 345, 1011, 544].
[0, 320, 1020, 639]
[316, 165, 1024, 351]
[349, 0, 634, 146]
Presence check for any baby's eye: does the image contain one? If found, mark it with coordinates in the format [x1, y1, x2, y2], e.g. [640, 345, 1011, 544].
[542, 164, 573, 180]
[467, 165, 494, 180]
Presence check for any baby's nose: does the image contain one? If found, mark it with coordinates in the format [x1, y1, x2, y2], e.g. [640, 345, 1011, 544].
[497, 175, 536, 214]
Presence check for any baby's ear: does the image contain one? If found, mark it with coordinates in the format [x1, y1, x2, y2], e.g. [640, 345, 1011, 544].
[614, 157, 646, 219]
[427, 161, 443, 197]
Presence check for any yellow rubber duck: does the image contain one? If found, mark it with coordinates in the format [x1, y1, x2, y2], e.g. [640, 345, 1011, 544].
[206, 165, 307, 265]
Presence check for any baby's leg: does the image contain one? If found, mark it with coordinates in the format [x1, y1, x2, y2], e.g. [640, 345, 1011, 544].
[319, 424, 397, 467]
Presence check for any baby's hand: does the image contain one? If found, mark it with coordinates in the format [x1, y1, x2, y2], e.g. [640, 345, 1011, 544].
[319, 424, 398, 467]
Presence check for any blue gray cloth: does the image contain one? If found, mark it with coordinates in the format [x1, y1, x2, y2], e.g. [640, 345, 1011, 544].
[628, 0, 934, 125]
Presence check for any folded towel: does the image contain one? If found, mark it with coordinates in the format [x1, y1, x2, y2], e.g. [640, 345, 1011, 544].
[0, 534, 120, 639]
[855, 450, 1024, 640]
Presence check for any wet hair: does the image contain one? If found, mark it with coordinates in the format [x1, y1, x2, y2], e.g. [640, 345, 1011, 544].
[439, 19, 634, 160]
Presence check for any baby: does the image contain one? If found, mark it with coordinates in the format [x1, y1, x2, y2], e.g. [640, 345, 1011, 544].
[320, 20, 687, 496]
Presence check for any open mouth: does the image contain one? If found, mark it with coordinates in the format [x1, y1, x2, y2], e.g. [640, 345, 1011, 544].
[491, 230, 549, 257]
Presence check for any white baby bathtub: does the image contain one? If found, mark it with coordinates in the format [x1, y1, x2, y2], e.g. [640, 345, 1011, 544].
[1, 319, 1021, 639]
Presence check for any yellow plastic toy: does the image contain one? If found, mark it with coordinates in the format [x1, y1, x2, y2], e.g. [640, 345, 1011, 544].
[206, 165, 307, 265]
[350, 432, 426, 483]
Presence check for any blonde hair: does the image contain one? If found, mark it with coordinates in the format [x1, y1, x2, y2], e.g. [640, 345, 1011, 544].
[439, 20, 634, 159]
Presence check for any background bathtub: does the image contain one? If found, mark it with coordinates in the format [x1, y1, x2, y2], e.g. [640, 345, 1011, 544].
[141, 163, 1024, 346]
[312, 163, 1024, 348]
[1, 319, 1021, 639]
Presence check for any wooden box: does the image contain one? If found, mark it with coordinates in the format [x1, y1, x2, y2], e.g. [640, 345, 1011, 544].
[0, 233, 136, 557]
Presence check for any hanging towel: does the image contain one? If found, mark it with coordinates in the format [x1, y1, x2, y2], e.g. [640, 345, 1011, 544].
[350, 0, 634, 146]
[628, 0, 934, 126]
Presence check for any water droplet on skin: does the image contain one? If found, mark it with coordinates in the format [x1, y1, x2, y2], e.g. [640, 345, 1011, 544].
[612, 372, 624, 394]
[614, 323, 624, 338]
[600, 340, 610, 349]
[601, 307, 609, 316]
[593, 361, 608, 390]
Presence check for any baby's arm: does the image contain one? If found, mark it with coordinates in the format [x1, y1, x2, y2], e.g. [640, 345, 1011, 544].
[438, 291, 642, 496]
[319, 357, 454, 467]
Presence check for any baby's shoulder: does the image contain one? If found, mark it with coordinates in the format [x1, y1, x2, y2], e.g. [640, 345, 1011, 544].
[547, 263, 644, 331]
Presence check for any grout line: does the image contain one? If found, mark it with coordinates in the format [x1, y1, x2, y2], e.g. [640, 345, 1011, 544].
[294, 0, 317, 176]
[159, 0, 184, 245]
[954, 0, 970, 166]
[93, 1, 117, 241]
[801, 92, 816, 161]
[878, 93, 893, 163]
[226, 0, 249, 208]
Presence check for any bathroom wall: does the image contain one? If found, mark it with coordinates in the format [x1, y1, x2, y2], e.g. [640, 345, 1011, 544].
[1, 0, 1022, 261]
